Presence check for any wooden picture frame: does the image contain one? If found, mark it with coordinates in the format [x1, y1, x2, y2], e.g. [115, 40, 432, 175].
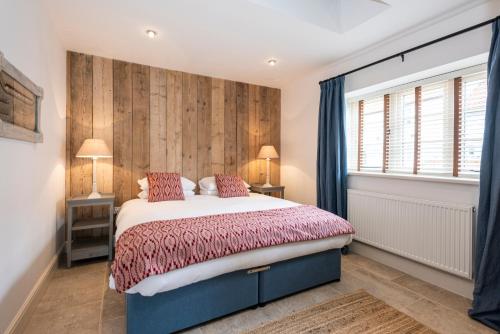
[0, 51, 43, 143]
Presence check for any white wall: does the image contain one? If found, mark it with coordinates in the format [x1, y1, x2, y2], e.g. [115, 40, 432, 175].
[0, 0, 66, 332]
[281, 1, 500, 297]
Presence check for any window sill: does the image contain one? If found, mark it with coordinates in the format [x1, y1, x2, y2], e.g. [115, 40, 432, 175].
[348, 171, 479, 186]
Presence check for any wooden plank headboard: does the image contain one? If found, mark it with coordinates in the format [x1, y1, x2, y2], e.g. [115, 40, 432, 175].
[66, 51, 281, 207]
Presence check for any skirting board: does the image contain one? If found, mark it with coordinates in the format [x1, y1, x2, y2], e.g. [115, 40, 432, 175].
[5, 244, 64, 334]
[350, 241, 474, 299]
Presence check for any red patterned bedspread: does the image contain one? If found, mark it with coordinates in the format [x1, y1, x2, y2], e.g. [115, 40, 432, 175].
[112, 205, 354, 292]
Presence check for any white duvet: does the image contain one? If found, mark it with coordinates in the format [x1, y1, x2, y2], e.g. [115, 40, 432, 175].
[109, 194, 352, 296]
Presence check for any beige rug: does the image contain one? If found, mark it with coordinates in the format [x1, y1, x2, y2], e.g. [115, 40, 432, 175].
[247, 290, 436, 334]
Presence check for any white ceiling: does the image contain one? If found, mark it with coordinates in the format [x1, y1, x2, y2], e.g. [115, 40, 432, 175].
[42, 0, 483, 87]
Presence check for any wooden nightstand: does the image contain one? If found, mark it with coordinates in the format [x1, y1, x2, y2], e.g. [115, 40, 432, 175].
[66, 194, 115, 268]
[250, 185, 285, 199]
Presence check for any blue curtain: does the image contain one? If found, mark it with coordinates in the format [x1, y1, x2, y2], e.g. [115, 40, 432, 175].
[469, 19, 500, 331]
[317, 76, 347, 218]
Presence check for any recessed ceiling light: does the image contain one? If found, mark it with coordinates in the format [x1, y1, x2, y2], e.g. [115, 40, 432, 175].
[267, 59, 277, 66]
[146, 30, 157, 39]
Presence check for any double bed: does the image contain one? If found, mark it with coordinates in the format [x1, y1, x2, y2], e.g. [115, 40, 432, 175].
[110, 193, 353, 334]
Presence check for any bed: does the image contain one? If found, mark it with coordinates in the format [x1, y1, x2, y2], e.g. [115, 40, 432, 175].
[110, 193, 353, 334]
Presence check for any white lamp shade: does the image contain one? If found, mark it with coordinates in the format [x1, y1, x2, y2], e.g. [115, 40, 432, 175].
[76, 139, 112, 158]
[257, 145, 279, 159]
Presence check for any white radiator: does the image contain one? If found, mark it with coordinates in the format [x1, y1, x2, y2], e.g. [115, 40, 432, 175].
[347, 190, 474, 279]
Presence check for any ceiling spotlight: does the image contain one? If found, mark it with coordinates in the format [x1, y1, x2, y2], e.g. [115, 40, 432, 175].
[146, 30, 157, 39]
[267, 59, 277, 66]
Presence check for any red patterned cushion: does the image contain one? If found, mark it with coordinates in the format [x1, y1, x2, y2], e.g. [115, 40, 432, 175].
[215, 174, 250, 198]
[146, 172, 185, 202]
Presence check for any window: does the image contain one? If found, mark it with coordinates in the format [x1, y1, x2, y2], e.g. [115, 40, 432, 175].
[346, 67, 487, 178]
[346, 101, 359, 171]
[459, 72, 487, 175]
[419, 81, 454, 175]
[360, 97, 384, 171]
[387, 89, 415, 173]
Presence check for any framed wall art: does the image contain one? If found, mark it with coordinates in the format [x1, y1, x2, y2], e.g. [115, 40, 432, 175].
[0, 51, 43, 143]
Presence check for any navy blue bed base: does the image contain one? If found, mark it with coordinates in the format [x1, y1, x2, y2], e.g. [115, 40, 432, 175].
[126, 249, 341, 334]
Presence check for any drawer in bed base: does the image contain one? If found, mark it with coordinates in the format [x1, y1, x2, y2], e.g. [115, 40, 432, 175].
[258, 248, 341, 303]
[126, 249, 341, 334]
[126, 269, 258, 334]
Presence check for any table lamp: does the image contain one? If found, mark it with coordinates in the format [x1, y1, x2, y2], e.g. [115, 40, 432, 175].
[257, 145, 279, 187]
[76, 139, 112, 199]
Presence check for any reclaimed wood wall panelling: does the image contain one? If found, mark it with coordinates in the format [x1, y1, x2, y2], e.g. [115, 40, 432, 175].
[112, 60, 133, 206]
[68, 52, 281, 206]
[269, 88, 281, 186]
[182, 73, 198, 182]
[166, 70, 183, 173]
[248, 85, 260, 185]
[197, 76, 212, 179]
[149, 67, 167, 172]
[65, 53, 72, 207]
[211, 78, 225, 175]
[258, 86, 271, 184]
[69, 53, 93, 217]
[224, 81, 237, 175]
[131, 64, 150, 196]
[236, 82, 249, 181]
[92, 56, 114, 217]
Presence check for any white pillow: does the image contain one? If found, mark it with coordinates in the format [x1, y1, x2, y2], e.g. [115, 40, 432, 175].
[183, 190, 195, 197]
[181, 177, 196, 191]
[199, 176, 250, 191]
[138, 178, 148, 190]
[200, 189, 218, 196]
[138, 190, 195, 199]
[138, 176, 196, 191]
[199, 176, 217, 191]
[199, 188, 250, 196]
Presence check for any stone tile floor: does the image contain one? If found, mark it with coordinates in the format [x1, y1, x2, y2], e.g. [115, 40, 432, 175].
[22, 253, 494, 334]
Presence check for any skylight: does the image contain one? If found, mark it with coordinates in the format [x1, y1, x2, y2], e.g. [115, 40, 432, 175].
[248, 0, 390, 33]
